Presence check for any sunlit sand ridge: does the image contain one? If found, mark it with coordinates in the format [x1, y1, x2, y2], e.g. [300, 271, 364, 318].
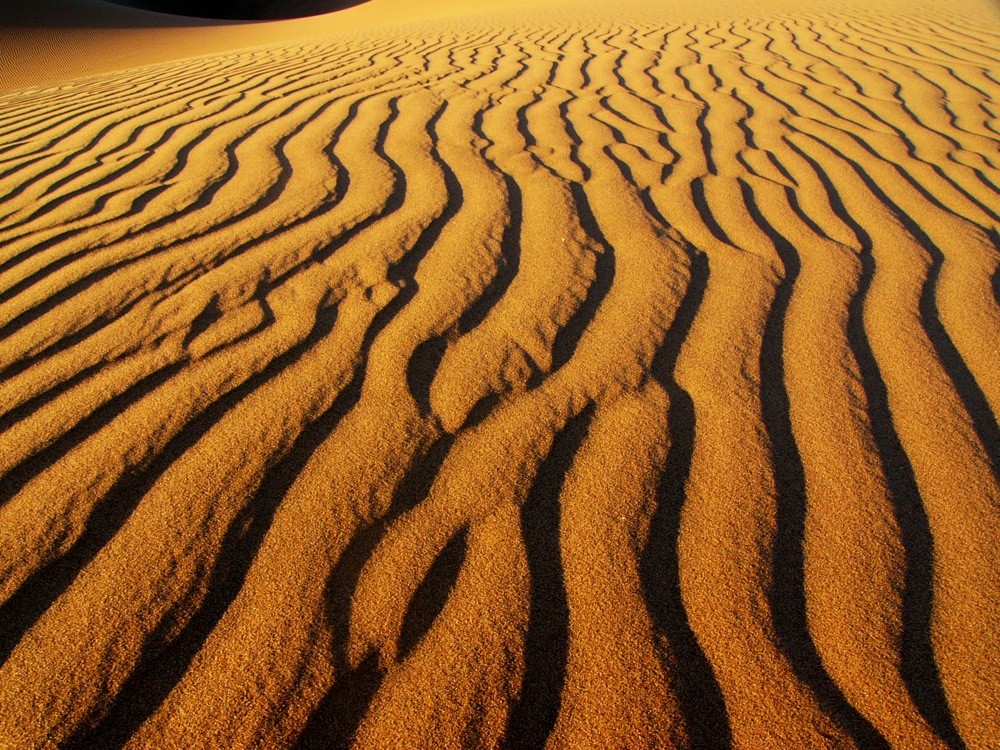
[0, 0, 998, 747]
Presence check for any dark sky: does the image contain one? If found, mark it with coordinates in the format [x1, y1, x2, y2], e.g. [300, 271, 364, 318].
[104, 0, 369, 19]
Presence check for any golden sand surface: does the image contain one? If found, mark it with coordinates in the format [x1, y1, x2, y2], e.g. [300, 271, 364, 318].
[0, 0, 998, 747]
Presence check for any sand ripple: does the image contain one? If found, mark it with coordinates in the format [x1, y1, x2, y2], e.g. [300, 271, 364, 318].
[0, 8, 998, 748]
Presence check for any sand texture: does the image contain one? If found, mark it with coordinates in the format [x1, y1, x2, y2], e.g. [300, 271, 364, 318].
[0, 0, 999, 747]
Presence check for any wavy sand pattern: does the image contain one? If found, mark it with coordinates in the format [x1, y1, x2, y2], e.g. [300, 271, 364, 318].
[0, 1, 998, 747]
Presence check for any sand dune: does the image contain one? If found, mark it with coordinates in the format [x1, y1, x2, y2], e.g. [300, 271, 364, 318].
[0, 0, 999, 747]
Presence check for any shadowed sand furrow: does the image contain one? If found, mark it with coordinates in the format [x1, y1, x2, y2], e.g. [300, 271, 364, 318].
[687, 35, 952, 744]
[100, 87, 506, 750]
[0, 286, 368, 745]
[671, 184, 861, 748]
[0, 85, 410, 720]
[788, 132, 999, 748]
[755, 168, 949, 748]
[0, 50, 348, 232]
[0, 89, 406, 505]
[347, 163, 685, 749]
[633, 34, 859, 744]
[0, 40, 412, 270]
[0, 50, 373, 259]
[543, 195, 690, 749]
[0, 47, 414, 345]
[1, 4, 998, 748]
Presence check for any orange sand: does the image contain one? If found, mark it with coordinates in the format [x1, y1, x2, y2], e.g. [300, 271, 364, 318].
[0, 0, 998, 747]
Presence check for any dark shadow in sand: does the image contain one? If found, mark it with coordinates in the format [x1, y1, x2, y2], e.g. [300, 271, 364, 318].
[106, 0, 371, 22]
[4, 0, 371, 28]
[506, 405, 594, 749]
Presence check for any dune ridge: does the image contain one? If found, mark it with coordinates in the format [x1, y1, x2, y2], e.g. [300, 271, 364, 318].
[0, 3, 998, 748]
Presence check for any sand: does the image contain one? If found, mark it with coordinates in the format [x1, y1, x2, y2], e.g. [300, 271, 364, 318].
[0, 0, 998, 747]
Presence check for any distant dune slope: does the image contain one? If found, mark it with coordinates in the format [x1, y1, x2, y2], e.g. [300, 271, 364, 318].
[0, 3, 998, 749]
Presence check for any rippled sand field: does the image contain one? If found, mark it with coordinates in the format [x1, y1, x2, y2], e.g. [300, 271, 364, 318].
[0, 0, 998, 747]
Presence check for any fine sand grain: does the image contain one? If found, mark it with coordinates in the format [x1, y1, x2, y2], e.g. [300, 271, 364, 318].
[0, 0, 998, 747]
